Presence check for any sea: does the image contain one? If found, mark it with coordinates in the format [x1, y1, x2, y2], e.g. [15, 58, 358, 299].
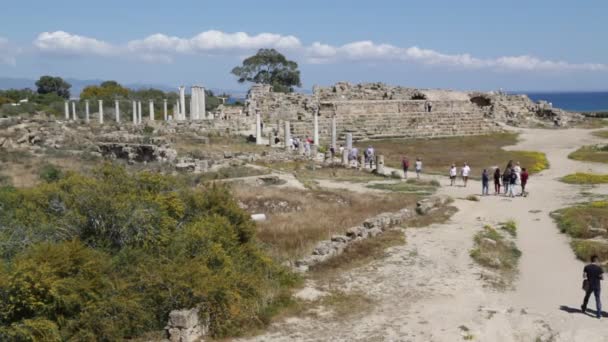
[520, 91, 608, 113]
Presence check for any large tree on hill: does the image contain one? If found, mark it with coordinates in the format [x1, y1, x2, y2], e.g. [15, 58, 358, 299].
[35, 76, 71, 99]
[231, 48, 301, 93]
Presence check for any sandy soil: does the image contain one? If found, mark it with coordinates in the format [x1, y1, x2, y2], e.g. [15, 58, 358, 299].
[239, 127, 608, 342]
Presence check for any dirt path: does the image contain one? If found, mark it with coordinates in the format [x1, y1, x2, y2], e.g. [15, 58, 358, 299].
[239, 128, 608, 342]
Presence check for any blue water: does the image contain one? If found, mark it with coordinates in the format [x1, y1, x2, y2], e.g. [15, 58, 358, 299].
[522, 92, 608, 113]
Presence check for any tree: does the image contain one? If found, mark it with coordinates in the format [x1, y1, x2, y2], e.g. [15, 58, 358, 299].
[35, 76, 71, 99]
[81, 81, 129, 102]
[231, 49, 301, 93]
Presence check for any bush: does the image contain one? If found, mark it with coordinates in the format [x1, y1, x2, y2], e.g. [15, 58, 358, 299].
[569, 145, 608, 164]
[39, 163, 63, 183]
[552, 201, 608, 239]
[500, 220, 517, 237]
[0, 164, 297, 339]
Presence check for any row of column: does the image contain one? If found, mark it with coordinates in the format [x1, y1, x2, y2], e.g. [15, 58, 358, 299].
[64, 99, 171, 124]
[255, 112, 339, 151]
[176, 86, 207, 121]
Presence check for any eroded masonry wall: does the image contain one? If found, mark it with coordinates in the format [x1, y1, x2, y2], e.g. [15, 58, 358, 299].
[244, 82, 580, 143]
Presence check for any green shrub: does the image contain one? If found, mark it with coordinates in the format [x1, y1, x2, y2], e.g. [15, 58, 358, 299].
[552, 201, 608, 239]
[39, 163, 63, 183]
[500, 220, 517, 237]
[0, 164, 297, 339]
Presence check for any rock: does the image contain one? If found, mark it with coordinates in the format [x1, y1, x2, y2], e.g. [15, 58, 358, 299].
[294, 287, 327, 301]
[368, 227, 382, 237]
[481, 238, 497, 248]
[416, 195, 451, 215]
[251, 213, 267, 222]
[331, 235, 349, 243]
[165, 308, 207, 342]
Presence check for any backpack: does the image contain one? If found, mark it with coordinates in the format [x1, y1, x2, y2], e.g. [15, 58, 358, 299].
[510, 172, 517, 183]
[403, 160, 409, 168]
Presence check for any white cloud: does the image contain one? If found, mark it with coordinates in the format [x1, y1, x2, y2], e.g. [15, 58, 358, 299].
[31, 30, 608, 72]
[127, 30, 301, 53]
[34, 31, 115, 56]
[0, 37, 18, 66]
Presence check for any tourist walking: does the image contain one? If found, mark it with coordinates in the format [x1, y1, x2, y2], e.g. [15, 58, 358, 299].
[581, 255, 603, 319]
[482, 169, 489, 196]
[402, 156, 410, 179]
[365, 145, 375, 169]
[415, 158, 422, 179]
[521, 168, 529, 196]
[449, 164, 457, 186]
[461, 162, 471, 187]
[502, 168, 511, 195]
[350, 147, 359, 167]
[507, 169, 517, 197]
[493, 168, 501, 195]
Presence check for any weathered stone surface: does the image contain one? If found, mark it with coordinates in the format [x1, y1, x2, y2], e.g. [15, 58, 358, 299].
[165, 308, 208, 342]
[416, 195, 452, 215]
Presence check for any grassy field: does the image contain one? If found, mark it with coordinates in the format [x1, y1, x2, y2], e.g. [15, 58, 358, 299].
[569, 145, 608, 164]
[233, 185, 418, 261]
[561, 173, 608, 184]
[552, 201, 608, 262]
[356, 133, 549, 177]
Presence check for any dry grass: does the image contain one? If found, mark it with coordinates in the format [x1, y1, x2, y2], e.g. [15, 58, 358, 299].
[233, 185, 418, 261]
[310, 229, 406, 277]
[592, 130, 608, 139]
[469, 225, 521, 288]
[571, 118, 608, 129]
[355, 133, 549, 176]
[568, 145, 608, 164]
[366, 178, 439, 195]
[257, 160, 384, 183]
[173, 135, 271, 155]
[561, 173, 608, 184]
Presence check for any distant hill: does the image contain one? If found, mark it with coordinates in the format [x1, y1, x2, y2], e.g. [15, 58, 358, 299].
[0, 77, 247, 98]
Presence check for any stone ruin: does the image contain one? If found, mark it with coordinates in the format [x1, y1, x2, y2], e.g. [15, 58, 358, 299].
[245, 82, 584, 145]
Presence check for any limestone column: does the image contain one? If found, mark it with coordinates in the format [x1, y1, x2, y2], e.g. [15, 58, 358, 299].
[64, 101, 69, 120]
[137, 101, 142, 124]
[71, 101, 77, 121]
[284, 121, 291, 150]
[331, 116, 337, 149]
[115, 100, 120, 123]
[268, 131, 273, 147]
[342, 149, 349, 167]
[149, 100, 155, 121]
[85, 100, 90, 123]
[346, 133, 353, 150]
[255, 111, 262, 145]
[132, 101, 137, 124]
[173, 103, 178, 120]
[199, 87, 206, 119]
[313, 111, 319, 146]
[376, 155, 385, 174]
[98, 100, 104, 124]
[179, 86, 186, 120]
[190, 87, 197, 120]
[163, 99, 168, 121]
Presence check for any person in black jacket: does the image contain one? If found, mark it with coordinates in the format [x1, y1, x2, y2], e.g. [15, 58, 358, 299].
[582, 255, 604, 318]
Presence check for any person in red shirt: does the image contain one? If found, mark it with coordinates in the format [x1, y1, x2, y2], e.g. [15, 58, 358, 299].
[520, 168, 529, 196]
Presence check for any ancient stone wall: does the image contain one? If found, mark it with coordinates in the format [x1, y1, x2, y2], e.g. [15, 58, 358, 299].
[245, 82, 583, 143]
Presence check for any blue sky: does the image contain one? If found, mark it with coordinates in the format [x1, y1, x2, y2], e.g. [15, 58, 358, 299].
[0, 0, 606, 91]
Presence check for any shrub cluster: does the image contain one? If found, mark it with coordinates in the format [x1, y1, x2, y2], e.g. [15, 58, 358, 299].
[0, 164, 296, 340]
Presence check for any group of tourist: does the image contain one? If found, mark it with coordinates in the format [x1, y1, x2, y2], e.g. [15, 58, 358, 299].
[447, 160, 529, 197]
[287, 136, 314, 155]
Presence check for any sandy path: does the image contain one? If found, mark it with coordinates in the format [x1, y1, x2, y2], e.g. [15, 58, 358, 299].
[239, 128, 608, 342]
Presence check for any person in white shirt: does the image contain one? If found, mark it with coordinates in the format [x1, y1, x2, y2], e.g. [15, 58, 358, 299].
[513, 162, 522, 196]
[461, 162, 471, 187]
[415, 158, 423, 179]
[449, 164, 457, 186]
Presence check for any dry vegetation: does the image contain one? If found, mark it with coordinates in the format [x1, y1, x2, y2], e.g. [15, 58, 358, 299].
[469, 224, 521, 288]
[568, 145, 608, 164]
[173, 134, 271, 155]
[233, 185, 418, 261]
[552, 201, 608, 262]
[561, 173, 608, 184]
[356, 133, 549, 176]
[592, 130, 608, 139]
[257, 160, 384, 183]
